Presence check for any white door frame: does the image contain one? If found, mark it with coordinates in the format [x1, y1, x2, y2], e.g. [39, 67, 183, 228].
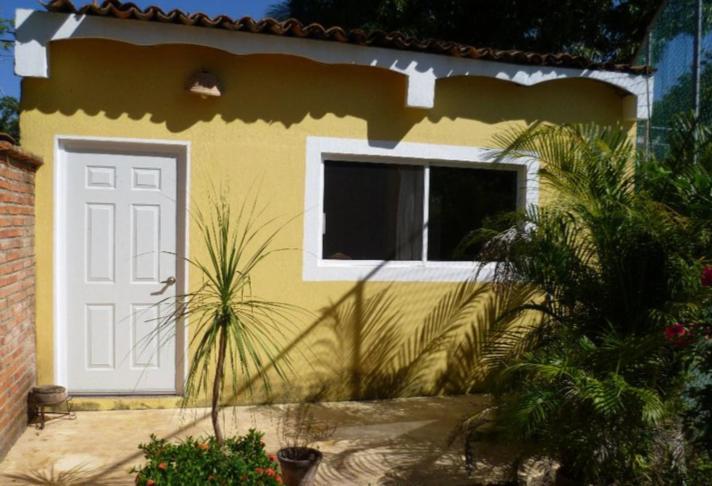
[53, 135, 191, 395]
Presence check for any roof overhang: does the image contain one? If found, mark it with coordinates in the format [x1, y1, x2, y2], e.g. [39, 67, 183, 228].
[14, 8, 653, 119]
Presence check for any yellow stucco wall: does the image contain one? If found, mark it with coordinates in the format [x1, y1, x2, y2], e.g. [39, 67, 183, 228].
[21, 39, 633, 410]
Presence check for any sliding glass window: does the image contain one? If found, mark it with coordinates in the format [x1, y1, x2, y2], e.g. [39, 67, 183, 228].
[322, 160, 518, 263]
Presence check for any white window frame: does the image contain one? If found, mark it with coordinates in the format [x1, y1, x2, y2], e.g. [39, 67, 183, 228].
[303, 136, 539, 282]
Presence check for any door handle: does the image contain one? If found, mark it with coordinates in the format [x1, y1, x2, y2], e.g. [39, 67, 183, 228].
[151, 276, 176, 296]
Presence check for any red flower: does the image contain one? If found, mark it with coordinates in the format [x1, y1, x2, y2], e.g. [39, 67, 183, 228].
[664, 322, 688, 341]
[265, 468, 276, 477]
[664, 322, 696, 347]
[275, 475, 283, 484]
[268, 453, 277, 463]
[157, 463, 168, 471]
[146, 481, 156, 486]
[255, 467, 264, 474]
[702, 266, 712, 287]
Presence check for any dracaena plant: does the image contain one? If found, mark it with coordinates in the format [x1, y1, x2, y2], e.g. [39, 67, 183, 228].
[469, 120, 711, 482]
[158, 193, 300, 444]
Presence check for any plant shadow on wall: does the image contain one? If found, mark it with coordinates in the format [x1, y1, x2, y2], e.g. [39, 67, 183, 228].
[286, 278, 541, 484]
[455, 116, 712, 484]
[303, 278, 538, 402]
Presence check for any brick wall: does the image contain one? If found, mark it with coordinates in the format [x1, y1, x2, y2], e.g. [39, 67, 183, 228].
[0, 135, 42, 460]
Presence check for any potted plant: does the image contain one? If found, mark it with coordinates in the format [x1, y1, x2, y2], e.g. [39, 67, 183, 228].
[276, 403, 335, 486]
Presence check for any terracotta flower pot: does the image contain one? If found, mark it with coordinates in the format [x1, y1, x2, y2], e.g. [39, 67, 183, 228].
[277, 447, 322, 486]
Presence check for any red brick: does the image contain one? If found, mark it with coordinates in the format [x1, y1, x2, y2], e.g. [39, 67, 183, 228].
[0, 153, 39, 460]
[0, 228, 23, 239]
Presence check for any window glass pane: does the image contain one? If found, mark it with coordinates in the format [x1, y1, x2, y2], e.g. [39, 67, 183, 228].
[323, 161, 424, 261]
[428, 166, 518, 261]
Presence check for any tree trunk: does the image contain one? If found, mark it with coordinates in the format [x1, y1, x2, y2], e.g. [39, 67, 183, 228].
[212, 326, 228, 444]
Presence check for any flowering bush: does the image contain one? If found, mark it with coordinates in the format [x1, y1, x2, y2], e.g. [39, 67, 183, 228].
[473, 117, 712, 483]
[133, 430, 283, 485]
[663, 267, 712, 349]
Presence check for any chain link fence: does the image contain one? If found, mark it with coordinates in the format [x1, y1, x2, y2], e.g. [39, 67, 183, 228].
[638, 0, 712, 155]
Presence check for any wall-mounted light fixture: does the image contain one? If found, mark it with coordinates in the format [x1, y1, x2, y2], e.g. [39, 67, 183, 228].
[186, 70, 222, 98]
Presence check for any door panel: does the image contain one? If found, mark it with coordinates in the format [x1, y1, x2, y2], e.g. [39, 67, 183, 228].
[65, 149, 178, 393]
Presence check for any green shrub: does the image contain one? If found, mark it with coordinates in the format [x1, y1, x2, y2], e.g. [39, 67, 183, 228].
[132, 430, 283, 485]
[471, 118, 712, 483]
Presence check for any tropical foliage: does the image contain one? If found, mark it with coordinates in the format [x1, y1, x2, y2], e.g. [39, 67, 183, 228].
[470, 116, 712, 482]
[0, 18, 19, 142]
[268, 0, 660, 62]
[645, 116, 712, 473]
[133, 430, 283, 485]
[156, 194, 299, 444]
[0, 96, 19, 142]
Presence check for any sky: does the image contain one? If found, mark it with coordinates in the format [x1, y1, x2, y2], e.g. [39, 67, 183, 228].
[653, 32, 712, 100]
[0, 0, 279, 98]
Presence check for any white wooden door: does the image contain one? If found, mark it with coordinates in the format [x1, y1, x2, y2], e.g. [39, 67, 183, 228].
[65, 149, 178, 393]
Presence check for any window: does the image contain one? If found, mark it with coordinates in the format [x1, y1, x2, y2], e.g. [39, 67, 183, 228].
[303, 137, 538, 282]
[323, 161, 423, 261]
[322, 161, 518, 263]
[428, 166, 517, 261]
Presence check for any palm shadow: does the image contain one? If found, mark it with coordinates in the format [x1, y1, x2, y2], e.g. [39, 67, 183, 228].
[302, 275, 539, 402]
[8, 211, 540, 484]
[3, 464, 126, 485]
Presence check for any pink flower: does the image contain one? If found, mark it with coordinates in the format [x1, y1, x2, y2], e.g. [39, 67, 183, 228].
[702, 266, 712, 287]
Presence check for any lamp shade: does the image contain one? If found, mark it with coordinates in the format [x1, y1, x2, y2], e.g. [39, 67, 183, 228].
[186, 70, 222, 98]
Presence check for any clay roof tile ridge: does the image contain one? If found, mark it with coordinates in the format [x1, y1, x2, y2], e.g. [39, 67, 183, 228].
[42, 0, 651, 74]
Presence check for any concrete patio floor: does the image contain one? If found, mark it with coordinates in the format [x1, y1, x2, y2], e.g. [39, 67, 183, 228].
[0, 395, 487, 485]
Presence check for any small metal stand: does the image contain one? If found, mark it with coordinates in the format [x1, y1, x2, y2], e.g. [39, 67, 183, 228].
[33, 397, 76, 430]
[29, 385, 77, 430]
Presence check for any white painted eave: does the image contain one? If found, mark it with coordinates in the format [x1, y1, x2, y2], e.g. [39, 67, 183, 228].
[15, 8, 653, 119]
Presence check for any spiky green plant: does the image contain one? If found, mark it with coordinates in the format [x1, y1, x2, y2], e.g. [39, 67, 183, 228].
[157, 194, 300, 444]
[470, 121, 711, 482]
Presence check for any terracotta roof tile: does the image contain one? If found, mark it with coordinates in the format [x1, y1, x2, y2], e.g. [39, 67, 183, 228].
[44, 0, 652, 75]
